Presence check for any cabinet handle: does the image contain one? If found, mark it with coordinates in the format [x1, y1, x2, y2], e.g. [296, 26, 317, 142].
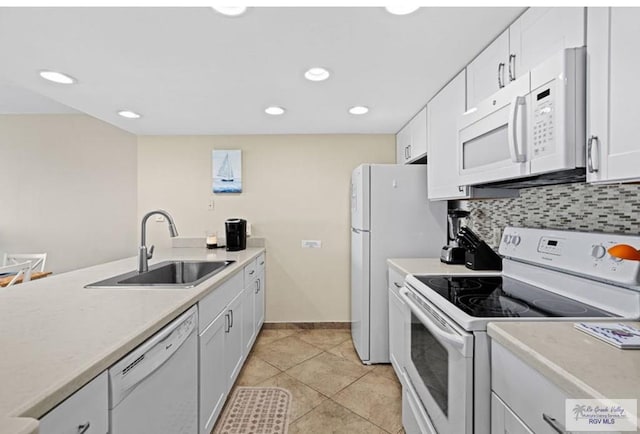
[508, 54, 516, 81]
[542, 414, 567, 434]
[498, 62, 505, 88]
[255, 279, 260, 294]
[259, 261, 264, 266]
[224, 313, 230, 333]
[230, 309, 234, 328]
[249, 270, 255, 275]
[77, 422, 91, 434]
[587, 135, 600, 173]
[408, 144, 412, 159]
[393, 282, 402, 288]
[458, 186, 464, 193]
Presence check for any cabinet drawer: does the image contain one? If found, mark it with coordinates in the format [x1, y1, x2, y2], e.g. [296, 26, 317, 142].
[199, 272, 243, 331]
[492, 342, 569, 434]
[39, 371, 108, 434]
[388, 267, 406, 294]
[243, 259, 257, 285]
[256, 253, 265, 272]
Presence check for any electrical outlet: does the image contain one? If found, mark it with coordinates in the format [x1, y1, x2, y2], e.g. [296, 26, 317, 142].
[207, 199, 215, 211]
[302, 240, 322, 248]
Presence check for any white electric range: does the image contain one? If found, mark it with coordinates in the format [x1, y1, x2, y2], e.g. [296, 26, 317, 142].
[400, 227, 640, 434]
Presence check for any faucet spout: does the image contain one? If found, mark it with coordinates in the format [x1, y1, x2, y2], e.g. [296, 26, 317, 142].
[139, 210, 179, 273]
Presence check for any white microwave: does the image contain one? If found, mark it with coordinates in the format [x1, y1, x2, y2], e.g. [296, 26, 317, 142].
[457, 47, 586, 187]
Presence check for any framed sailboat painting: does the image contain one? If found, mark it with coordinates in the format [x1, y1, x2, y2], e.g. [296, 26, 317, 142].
[212, 150, 242, 193]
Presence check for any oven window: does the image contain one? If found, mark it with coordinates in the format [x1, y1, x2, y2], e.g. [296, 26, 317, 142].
[411, 312, 449, 416]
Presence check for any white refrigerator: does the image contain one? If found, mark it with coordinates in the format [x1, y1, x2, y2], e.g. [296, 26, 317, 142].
[351, 164, 446, 364]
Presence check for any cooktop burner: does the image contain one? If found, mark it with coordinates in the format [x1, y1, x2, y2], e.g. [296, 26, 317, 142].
[413, 275, 615, 318]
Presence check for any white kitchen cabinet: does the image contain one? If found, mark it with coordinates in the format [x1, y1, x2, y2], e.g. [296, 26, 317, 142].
[255, 267, 265, 331]
[39, 371, 108, 434]
[587, 7, 640, 184]
[467, 8, 585, 109]
[427, 71, 469, 200]
[491, 342, 569, 434]
[396, 107, 427, 164]
[510, 7, 584, 81]
[466, 29, 510, 109]
[387, 267, 407, 382]
[225, 290, 244, 389]
[491, 393, 533, 434]
[198, 310, 228, 434]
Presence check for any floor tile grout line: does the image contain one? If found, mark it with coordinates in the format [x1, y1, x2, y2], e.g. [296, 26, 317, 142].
[327, 397, 396, 434]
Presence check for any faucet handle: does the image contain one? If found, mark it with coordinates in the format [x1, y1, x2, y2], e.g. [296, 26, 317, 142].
[147, 245, 155, 260]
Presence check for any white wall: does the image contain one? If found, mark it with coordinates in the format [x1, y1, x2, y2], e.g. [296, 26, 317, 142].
[138, 134, 395, 322]
[0, 114, 138, 273]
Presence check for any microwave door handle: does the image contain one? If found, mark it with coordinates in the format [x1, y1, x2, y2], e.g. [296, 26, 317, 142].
[399, 288, 470, 356]
[508, 96, 527, 163]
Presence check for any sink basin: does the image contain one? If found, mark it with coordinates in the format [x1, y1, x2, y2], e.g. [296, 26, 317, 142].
[86, 260, 235, 288]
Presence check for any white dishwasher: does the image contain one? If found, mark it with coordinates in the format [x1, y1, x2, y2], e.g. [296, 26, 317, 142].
[109, 306, 198, 434]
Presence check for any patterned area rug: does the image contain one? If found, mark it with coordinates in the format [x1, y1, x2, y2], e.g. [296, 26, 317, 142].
[214, 387, 292, 434]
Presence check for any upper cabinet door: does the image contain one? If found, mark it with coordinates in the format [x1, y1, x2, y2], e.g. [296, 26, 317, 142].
[509, 7, 585, 82]
[396, 107, 427, 164]
[466, 29, 510, 109]
[587, 7, 640, 184]
[427, 71, 469, 200]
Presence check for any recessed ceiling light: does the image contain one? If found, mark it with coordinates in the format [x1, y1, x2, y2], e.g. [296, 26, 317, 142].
[212, 7, 247, 17]
[304, 67, 331, 82]
[117, 110, 141, 119]
[385, 6, 420, 15]
[39, 70, 76, 84]
[349, 106, 369, 115]
[265, 106, 285, 116]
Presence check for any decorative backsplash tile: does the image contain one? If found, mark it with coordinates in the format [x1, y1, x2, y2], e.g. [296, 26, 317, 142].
[456, 183, 640, 249]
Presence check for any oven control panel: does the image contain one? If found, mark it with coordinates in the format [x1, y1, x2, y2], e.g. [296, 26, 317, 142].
[499, 227, 640, 287]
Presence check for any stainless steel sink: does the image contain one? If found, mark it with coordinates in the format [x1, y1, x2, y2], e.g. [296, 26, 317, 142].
[85, 260, 235, 288]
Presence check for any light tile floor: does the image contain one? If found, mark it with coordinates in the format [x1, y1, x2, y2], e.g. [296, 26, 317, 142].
[214, 328, 404, 434]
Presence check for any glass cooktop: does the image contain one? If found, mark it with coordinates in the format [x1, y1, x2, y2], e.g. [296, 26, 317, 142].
[414, 275, 616, 318]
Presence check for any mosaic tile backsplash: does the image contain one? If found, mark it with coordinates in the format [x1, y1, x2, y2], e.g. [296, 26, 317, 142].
[456, 182, 640, 249]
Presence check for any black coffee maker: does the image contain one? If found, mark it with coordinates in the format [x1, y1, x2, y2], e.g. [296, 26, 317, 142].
[440, 209, 470, 264]
[225, 218, 247, 251]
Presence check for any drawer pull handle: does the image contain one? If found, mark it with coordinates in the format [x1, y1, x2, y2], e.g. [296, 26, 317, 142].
[259, 261, 264, 265]
[393, 282, 402, 288]
[249, 270, 255, 275]
[542, 413, 567, 434]
[77, 422, 91, 434]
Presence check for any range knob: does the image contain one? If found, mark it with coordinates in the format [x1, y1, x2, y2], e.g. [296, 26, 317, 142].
[503, 235, 512, 244]
[591, 244, 606, 259]
[511, 235, 521, 246]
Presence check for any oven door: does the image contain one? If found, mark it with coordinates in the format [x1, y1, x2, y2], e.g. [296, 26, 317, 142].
[399, 286, 474, 434]
[458, 73, 530, 186]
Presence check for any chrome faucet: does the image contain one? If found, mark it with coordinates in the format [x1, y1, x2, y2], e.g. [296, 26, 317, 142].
[139, 210, 179, 273]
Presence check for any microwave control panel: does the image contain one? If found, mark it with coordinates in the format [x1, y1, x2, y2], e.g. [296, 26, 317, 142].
[532, 87, 554, 157]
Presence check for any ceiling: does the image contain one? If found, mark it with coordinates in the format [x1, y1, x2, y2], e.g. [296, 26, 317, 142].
[0, 7, 524, 135]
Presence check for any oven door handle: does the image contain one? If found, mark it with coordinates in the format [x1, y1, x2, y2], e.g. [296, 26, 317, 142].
[399, 287, 471, 357]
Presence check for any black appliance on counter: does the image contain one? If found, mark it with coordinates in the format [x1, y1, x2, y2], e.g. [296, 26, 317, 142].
[440, 209, 470, 264]
[457, 226, 502, 270]
[225, 218, 247, 251]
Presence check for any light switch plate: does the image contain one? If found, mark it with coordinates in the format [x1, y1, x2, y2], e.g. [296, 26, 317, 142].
[302, 240, 322, 248]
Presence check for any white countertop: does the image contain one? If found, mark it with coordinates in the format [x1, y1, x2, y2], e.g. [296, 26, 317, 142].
[0, 247, 264, 434]
[488, 322, 640, 400]
[387, 257, 501, 276]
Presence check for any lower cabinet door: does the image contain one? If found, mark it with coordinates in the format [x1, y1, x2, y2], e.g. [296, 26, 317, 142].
[39, 371, 108, 434]
[242, 282, 256, 355]
[388, 286, 406, 381]
[199, 310, 228, 434]
[255, 270, 265, 331]
[491, 392, 533, 434]
[225, 291, 244, 388]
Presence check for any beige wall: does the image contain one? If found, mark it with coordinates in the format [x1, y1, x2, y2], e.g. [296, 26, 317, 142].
[0, 114, 138, 273]
[137, 135, 395, 322]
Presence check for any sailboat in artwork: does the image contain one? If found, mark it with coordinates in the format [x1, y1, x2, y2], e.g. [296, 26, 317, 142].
[217, 153, 234, 182]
